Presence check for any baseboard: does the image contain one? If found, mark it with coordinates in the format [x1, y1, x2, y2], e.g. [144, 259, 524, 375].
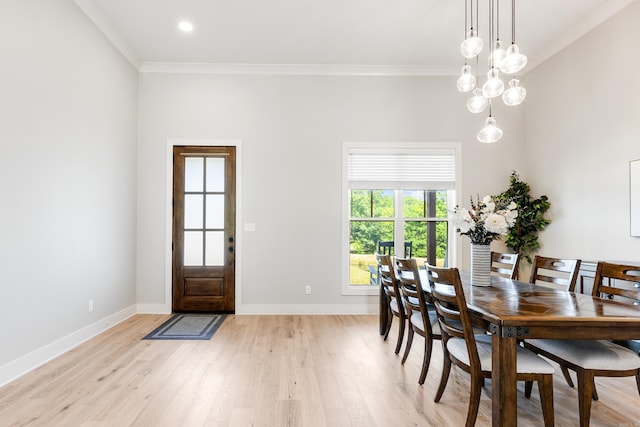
[136, 303, 171, 314]
[0, 305, 136, 388]
[236, 303, 379, 315]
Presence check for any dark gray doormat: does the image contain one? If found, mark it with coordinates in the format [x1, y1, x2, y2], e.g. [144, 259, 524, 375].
[143, 314, 226, 340]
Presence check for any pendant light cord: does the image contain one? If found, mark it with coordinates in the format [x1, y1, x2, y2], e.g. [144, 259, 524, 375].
[464, 0, 468, 37]
[496, 0, 500, 41]
[475, 0, 478, 32]
[489, 0, 493, 68]
[512, 0, 516, 44]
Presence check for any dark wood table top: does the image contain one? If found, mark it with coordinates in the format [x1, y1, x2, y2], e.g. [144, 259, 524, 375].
[474, 273, 639, 336]
[423, 270, 640, 338]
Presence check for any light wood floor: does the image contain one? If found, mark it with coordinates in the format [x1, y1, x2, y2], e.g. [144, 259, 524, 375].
[1, 315, 639, 426]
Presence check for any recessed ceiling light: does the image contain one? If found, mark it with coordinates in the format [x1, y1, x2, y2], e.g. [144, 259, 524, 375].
[178, 21, 194, 33]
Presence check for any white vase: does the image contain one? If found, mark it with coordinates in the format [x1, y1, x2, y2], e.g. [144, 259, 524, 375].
[471, 243, 492, 286]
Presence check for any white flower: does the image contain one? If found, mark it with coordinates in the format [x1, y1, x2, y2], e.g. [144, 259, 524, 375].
[452, 208, 474, 233]
[451, 195, 517, 244]
[505, 209, 518, 226]
[481, 196, 496, 213]
[484, 213, 509, 235]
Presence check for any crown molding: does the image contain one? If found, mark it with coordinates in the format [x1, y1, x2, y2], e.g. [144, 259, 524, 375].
[74, 0, 634, 76]
[139, 62, 460, 76]
[73, 0, 141, 69]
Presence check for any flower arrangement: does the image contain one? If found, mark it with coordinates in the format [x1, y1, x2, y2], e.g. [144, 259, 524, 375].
[451, 195, 518, 245]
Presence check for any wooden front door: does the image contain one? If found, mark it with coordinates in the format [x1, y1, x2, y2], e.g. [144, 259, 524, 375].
[172, 146, 236, 312]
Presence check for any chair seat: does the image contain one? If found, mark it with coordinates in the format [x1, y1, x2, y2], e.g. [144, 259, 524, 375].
[526, 339, 640, 371]
[410, 310, 440, 335]
[448, 335, 555, 374]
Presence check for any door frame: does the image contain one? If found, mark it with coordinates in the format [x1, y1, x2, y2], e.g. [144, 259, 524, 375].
[165, 139, 242, 314]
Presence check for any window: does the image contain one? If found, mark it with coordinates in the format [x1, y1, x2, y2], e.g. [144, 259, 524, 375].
[342, 143, 461, 295]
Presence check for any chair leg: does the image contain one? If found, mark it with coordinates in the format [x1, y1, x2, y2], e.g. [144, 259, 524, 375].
[434, 353, 451, 403]
[418, 336, 433, 385]
[524, 381, 533, 398]
[401, 327, 414, 365]
[636, 373, 640, 397]
[383, 308, 393, 340]
[561, 365, 575, 388]
[465, 377, 483, 427]
[538, 375, 555, 427]
[394, 316, 405, 355]
[576, 369, 595, 427]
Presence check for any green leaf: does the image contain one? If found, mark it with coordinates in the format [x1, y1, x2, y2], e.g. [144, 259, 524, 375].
[495, 171, 551, 263]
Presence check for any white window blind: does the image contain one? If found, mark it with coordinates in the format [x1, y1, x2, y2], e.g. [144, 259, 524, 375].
[347, 148, 456, 190]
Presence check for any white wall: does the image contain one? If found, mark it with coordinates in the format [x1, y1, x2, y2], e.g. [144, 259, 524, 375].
[137, 72, 524, 312]
[0, 0, 535, 384]
[0, 0, 138, 381]
[523, 0, 640, 263]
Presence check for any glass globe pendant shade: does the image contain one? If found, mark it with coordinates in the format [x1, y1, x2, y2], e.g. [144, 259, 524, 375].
[457, 64, 476, 92]
[460, 29, 483, 58]
[482, 68, 504, 98]
[467, 88, 488, 113]
[477, 116, 503, 143]
[502, 79, 527, 106]
[490, 40, 506, 69]
[500, 43, 528, 74]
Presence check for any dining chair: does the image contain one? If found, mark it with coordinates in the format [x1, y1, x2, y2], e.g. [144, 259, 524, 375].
[528, 255, 581, 290]
[376, 253, 406, 354]
[426, 264, 555, 427]
[490, 251, 520, 279]
[526, 255, 583, 389]
[394, 257, 440, 385]
[377, 240, 413, 258]
[524, 261, 640, 427]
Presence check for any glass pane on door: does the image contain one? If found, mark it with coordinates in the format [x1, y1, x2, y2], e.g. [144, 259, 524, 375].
[184, 231, 203, 266]
[205, 195, 225, 229]
[205, 231, 225, 266]
[184, 195, 204, 229]
[185, 158, 204, 192]
[206, 158, 225, 192]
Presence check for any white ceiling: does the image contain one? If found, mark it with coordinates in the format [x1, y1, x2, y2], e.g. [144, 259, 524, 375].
[74, 0, 635, 74]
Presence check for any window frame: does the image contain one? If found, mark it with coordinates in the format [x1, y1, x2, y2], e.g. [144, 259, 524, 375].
[341, 142, 462, 296]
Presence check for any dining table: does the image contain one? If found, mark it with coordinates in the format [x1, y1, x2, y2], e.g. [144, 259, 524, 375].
[418, 270, 640, 427]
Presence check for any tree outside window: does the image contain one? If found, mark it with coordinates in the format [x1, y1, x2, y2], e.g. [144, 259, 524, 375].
[349, 189, 449, 285]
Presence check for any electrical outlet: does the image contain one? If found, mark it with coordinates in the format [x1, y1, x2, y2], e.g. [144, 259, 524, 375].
[88, 300, 94, 312]
[305, 286, 311, 295]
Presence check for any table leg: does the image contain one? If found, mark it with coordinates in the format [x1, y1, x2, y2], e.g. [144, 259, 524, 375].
[492, 332, 518, 427]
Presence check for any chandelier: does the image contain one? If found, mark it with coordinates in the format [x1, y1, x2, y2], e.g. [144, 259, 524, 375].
[457, 0, 527, 143]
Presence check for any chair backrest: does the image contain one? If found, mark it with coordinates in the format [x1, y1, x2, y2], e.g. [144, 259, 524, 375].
[376, 253, 401, 303]
[394, 257, 431, 335]
[528, 255, 581, 291]
[490, 252, 520, 279]
[592, 261, 640, 304]
[377, 240, 394, 256]
[377, 240, 413, 258]
[425, 265, 482, 371]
